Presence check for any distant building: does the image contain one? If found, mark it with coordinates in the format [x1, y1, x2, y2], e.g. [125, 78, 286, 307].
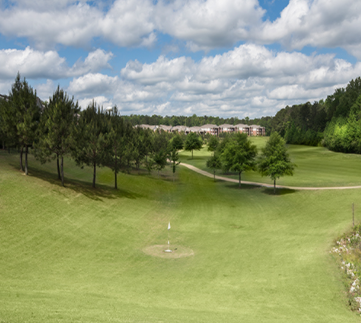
[218, 124, 235, 134]
[171, 125, 190, 133]
[249, 125, 266, 136]
[136, 124, 157, 131]
[234, 124, 250, 135]
[156, 125, 172, 132]
[200, 124, 218, 135]
[135, 123, 266, 136]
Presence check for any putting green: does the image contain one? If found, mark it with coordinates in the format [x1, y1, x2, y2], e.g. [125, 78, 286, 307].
[142, 245, 194, 258]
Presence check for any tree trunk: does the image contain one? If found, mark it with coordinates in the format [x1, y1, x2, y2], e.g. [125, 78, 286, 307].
[57, 154, 61, 180]
[93, 162, 96, 188]
[239, 172, 241, 188]
[20, 146, 24, 172]
[25, 145, 28, 175]
[114, 153, 118, 189]
[274, 179, 276, 194]
[61, 156, 64, 187]
[2, 140, 4, 150]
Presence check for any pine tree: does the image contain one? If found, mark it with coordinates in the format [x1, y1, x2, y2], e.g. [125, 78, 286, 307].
[105, 107, 124, 189]
[7, 73, 40, 175]
[72, 101, 108, 188]
[35, 86, 79, 186]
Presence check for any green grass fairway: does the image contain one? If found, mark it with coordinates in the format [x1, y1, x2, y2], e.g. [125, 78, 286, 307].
[1, 150, 361, 322]
[180, 137, 361, 187]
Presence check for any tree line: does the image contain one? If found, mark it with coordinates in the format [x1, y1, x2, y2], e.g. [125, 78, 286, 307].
[270, 77, 361, 152]
[0, 74, 211, 188]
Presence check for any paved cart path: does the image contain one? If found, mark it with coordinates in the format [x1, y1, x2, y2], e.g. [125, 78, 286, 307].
[180, 162, 361, 191]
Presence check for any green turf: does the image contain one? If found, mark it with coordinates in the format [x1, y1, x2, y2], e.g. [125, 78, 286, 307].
[179, 137, 361, 187]
[0, 150, 361, 322]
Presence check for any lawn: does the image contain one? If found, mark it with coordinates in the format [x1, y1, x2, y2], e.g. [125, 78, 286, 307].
[0, 149, 360, 322]
[179, 137, 361, 187]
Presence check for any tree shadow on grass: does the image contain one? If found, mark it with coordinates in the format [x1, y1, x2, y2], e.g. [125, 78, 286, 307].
[223, 182, 296, 195]
[262, 187, 297, 196]
[9, 162, 143, 201]
[224, 182, 262, 190]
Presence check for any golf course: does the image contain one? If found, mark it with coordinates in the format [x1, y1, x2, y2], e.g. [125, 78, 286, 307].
[1, 137, 361, 322]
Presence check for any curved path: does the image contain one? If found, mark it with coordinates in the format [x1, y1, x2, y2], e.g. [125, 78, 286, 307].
[180, 162, 361, 191]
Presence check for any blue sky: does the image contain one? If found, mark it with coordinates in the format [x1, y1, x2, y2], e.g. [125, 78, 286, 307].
[0, 0, 361, 118]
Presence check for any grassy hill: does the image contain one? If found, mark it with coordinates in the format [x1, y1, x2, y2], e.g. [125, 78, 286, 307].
[180, 137, 361, 187]
[0, 146, 360, 322]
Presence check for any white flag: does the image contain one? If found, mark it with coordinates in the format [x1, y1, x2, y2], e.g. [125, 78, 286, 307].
[168, 222, 171, 230]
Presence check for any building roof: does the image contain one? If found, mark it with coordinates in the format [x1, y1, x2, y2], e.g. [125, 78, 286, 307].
[157, 125, 172, 131]
[234, 124, 249, 128]
[171, 125, 189, 131]
[138, 124, 156, 130]
[200, 124, 218, 129]
[218, 124, 234, 128]
[189, 126, 201, 132]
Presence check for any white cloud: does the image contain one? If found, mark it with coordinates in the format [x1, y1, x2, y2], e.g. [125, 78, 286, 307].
[121, 56, 194, 85]
[69, 49, 113, 75]
[0, 47, 67, 79]
[0, 3, 101, 49]
[68, 73, 118, 96]
[35, 79, 55, 101]
[0, 47, 113, 80]
[77, 96, 114, 110]
[155, 0, 264, 51]
[256, 0, 361, 58]
[0, 0, 156, 50]
[101, 0, 156, 47]
[114, 44, 361, 116]
[1, 0, 361, 58]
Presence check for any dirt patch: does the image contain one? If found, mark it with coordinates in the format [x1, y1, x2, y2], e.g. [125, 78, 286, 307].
[143, 244, 194, 258]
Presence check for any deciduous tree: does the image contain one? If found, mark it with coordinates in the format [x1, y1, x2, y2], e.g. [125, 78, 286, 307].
[207, 135, 219, 155]
[167, 148, 180, 182]
[184, 132, 203, 159]
[206, 153, 222, 181]
[258, 132, 296, 194]
[221, 133, 257, 188]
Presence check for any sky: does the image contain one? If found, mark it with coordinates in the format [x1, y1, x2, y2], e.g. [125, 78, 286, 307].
[1, 0, 361, 119]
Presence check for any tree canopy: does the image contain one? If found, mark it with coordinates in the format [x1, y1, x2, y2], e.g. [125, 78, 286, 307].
[258, 132, 296, 194]
[184, 132, 203, 159]
[221, 133, 257, 188]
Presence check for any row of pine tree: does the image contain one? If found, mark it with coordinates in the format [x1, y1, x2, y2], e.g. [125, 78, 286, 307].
[0, 74, 208, 188]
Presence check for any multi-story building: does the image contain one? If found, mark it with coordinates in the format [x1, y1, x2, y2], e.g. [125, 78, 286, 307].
[218, 124, 235, 134]
[200, 124, 218, 135]
[135, 123, 265, 136]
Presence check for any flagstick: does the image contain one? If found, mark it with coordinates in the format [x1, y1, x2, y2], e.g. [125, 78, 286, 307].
[165, 221, 172, 252]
